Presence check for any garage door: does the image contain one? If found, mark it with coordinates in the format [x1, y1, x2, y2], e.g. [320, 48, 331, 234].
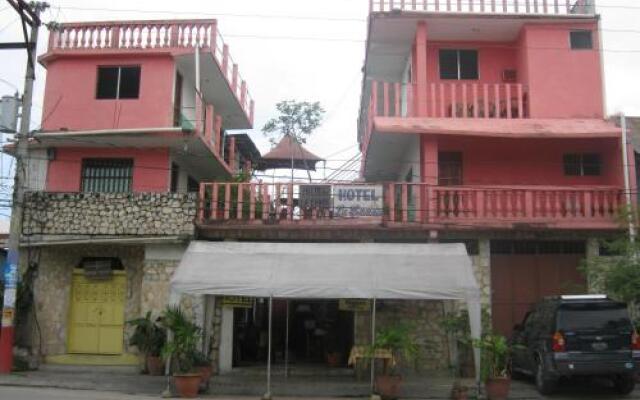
[491, 241, 587, 336]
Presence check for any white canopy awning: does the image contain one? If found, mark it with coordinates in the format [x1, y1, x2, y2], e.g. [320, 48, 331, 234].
[170, 241, 483, 391]
[171, 241, 481, 302]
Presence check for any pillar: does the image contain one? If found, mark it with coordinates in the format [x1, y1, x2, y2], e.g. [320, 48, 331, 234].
[421, 135, 438, 185]
[228, 136, 237, 172]
[219, 307, 234, 373]
[415, 21, 428, 117]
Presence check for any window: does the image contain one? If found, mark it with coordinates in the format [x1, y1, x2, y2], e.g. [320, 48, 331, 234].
[187, 176, 199, 193]
[439, 49, 478, 80]
[570, 30, 593, 50]
[563, 153, 601, 176]
[438, 152, 463, 186]
[96, 66, 141, 99]
[170, 163, 180, 193]
[81, 158, 133, 193]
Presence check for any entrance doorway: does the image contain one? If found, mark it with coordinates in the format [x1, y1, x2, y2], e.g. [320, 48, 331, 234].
[232, 299, 354, 368]
[68, 270, 126, 354]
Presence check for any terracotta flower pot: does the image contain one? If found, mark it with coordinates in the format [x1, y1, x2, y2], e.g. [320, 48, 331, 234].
[375, 375, 402, 400]
[146, 355, 164, 376]
[485, 377, 511, 400]
[197, 365, 213, 392]
[451, 385, 469, 400]
[326, 352, 342, 368]
[174, 373, 202, 398]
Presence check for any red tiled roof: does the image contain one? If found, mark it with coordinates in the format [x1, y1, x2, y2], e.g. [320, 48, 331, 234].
[257, 134, 323, 171]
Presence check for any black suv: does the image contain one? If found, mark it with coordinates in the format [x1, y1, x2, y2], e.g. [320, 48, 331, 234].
[511, 295, 640, 395]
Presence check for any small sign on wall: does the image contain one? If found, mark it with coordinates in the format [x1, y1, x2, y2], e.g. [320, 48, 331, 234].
[339, 299, 371, 312]
[221, 296, 253, 308]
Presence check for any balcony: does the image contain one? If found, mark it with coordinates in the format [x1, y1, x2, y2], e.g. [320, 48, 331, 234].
[197, 182, 624, 233]
[369, 0, 596, 15]
[43, 19, 254, 126]
[361, 80, 528, 151]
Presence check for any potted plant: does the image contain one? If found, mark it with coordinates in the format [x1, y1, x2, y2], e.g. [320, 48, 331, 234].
[193, 350, 213, 393]
[161, 306, 203, 398]
[325, 332, 343, 368]
[368, 324, 418, 400]
[128, 311, 167, 376]
[473, 333, 511, 400]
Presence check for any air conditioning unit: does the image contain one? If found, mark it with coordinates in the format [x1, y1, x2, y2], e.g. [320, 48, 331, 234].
[502, 69, 517, 83]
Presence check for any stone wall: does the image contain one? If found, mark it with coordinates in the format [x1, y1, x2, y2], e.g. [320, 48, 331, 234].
[30, 244, 144, 357]
[354, 300, 450, 373]
[22, 192, 197, 237]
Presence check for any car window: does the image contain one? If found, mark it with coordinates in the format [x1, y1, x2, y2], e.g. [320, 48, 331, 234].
[558, 302, 632, 332]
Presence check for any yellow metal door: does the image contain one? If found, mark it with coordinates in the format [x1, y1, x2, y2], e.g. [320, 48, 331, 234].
[68, 271, 126, 354]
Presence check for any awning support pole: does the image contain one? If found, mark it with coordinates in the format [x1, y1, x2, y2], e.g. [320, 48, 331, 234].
[264, 296, 273, 400]
[285, 300, 290, 379]
[370, 297, 377, 394]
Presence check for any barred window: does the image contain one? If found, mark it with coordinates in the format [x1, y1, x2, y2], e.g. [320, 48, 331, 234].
[81, 159, 133, 193]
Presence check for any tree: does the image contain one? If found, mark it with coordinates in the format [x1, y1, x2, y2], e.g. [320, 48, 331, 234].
[262, 100, 325, 144]
[583, 233, 640, 322]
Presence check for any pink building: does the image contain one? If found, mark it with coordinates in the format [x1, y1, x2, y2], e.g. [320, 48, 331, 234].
[36, 19, 256, 194]
[12, 19, 262, 369]
[358, 0, 632, 335]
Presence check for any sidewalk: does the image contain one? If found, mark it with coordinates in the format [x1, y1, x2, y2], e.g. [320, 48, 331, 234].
[1, 365, 640, 399]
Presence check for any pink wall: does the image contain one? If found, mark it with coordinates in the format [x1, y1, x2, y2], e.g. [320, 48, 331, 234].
[46, 147, 170, 192]
[412, 21, 604, 119]
[519, 22, 603, 119]
[429, 136, 622, 187]
[41, 55, 175, 132]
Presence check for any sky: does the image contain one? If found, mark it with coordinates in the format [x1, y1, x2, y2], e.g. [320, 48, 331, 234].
[0, 0, 640, 213]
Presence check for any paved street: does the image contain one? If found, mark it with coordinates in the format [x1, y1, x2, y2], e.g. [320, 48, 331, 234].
[0, 387, 160, 399]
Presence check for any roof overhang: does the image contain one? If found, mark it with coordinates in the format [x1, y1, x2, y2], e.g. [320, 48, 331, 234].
[175, 50, 252, 129]
[4, 128, 232, 178]
[373, 117, 621, 138]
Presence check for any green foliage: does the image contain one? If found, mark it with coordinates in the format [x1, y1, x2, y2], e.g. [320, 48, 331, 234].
[582, 236, 640, 306]
[192, 350, 212, 367]
[369, 324, 419, 375]
[127, 311, 166, 357]
[262, 100, 325, 144]
[473, 333, 511, 380]
[160, 306, 202, 374]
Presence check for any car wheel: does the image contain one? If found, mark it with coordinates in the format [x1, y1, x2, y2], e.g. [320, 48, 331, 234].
[535, 358, 556, 395]
[614, 374, 635, 395]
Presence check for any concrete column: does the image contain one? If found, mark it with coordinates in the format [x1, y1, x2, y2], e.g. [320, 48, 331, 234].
[421, 135, 438, 185]
[415, 21, 428, 117]
[476, 238, 492, 309]
[585, 238, 601, 293]
[219, 306, 234, 374]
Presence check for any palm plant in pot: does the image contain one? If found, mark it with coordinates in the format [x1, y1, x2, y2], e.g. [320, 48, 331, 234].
[193, 350, 213, 393]
[473, 333, 511, 400]
[128, 311, 167, 376]
[368, 324, 418, 400]
[161, 306, 203, 398]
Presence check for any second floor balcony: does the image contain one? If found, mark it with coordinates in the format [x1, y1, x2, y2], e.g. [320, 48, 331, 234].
[196, 182, 625, 233]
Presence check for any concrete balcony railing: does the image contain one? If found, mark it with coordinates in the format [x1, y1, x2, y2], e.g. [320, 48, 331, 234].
[369, 0, 596, 15]
[197, 182, 624, 230]
[370, 80, 528, 119]
[22, 192, 197, 238]
[46, 19, 254, 123]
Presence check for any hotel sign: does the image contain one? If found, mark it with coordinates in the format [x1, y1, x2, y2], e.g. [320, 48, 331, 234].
[221, 296, 253, 308]
[333, 185, 384, 218]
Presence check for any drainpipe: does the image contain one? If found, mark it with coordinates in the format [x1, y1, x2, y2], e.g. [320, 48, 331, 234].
[621, 113, 636, 243]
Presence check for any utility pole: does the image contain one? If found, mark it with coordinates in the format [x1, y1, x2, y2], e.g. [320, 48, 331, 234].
[0, 0, 48, 374]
